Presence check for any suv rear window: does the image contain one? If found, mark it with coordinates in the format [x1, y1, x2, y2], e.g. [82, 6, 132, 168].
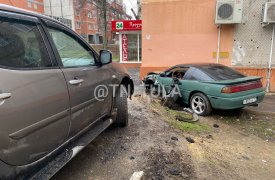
[199, 65, 245, 81]
[0, 19, 51, 69]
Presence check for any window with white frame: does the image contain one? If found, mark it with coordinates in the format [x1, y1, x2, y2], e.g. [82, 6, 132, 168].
[33, 3, 38, 9]
[88, 23, 93, 30]
[88, 12, 92, 18]
[76, 21, 81, 29]
[75, 10, 80, 16]
[93, 11, 97, 18]
[27, 2, 32, 8]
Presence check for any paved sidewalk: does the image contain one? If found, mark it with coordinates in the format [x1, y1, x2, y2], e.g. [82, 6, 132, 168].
[245, 95, 275, 115]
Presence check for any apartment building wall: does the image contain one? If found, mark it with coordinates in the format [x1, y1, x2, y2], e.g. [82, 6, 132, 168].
[44, 0, 75, 30]
[141, 0, 233, 73]
[74, 1, 101, 44]
[0, 0, 44, 13]
[74, 0, 130, 44]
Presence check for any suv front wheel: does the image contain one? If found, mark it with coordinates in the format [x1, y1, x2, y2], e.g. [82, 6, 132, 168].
[113, 85, 129, 127]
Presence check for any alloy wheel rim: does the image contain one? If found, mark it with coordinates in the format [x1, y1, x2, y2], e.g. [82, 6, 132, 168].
[191, 96, 206, 114]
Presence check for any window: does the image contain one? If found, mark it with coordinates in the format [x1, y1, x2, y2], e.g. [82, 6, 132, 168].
[88, 12, 92, 18]
[76, 21, 81, 29]
[88, 35, 95, 44]
[93, 11, 97, 17]
[33, 3, 38, 9]
[88, 23, 93, 30]
[0, 19, 51, 69]
[27, 2, 32, 8]
[75, 10, 80, 16]
[48, 28, 95, 67]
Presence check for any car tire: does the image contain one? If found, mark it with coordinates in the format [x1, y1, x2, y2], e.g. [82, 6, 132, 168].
[190, 93, 212, 116]
[113, 85, 128, 127]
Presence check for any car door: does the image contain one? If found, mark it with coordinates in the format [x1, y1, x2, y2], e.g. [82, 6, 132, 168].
[0, 12, 70, 166]
[43, 21, 113, 137]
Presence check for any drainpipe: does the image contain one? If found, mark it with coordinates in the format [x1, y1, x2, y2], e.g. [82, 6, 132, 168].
[216, 25, 221, 64]
[266, 24, 275, 93]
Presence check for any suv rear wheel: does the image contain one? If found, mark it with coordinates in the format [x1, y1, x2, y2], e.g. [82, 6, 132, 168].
[113, 85, 128, 127]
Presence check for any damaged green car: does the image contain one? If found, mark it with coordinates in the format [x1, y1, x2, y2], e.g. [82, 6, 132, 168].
[144, 64, 265, 116]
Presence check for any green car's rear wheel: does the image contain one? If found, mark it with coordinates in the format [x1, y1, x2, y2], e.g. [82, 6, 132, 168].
[190, 93, 212, 116]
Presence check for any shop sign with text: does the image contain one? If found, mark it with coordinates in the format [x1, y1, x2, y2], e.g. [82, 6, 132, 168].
[112, 20, 142, 31]
[122, 34, 128, 62]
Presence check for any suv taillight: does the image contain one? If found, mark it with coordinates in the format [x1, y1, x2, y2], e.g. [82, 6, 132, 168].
[221, 81, 262, 94]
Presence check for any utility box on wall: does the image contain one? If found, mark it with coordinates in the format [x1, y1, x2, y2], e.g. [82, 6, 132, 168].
[215, 0, 243, 24]
[262, 2, 275, 24]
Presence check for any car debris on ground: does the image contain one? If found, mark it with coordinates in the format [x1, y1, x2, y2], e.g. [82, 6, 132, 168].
[130, 171, 145, 180]
[186, 137, 195, 143]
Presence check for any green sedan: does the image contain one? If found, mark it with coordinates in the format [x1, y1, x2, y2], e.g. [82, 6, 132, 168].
[143, 64, 265, 116]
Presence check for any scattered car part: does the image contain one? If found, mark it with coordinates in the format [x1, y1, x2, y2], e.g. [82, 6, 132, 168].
[173, 108, 200, 122]
[213, 124, 220, 128]
[186, 137, 195, 143]
[171, 136, 179, 141]
[130, 171, 145, 180]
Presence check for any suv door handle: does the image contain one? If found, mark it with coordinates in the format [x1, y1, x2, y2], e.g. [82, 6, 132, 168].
[69, 79, 84, 85]
[0, 93, 12, 100]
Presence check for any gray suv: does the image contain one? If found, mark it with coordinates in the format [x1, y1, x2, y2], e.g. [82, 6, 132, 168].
[0, 5, 134, 179]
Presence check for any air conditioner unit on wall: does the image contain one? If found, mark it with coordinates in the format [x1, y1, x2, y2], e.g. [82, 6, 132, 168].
[262, 2, 275, 24]
[215, 0, 243, 24]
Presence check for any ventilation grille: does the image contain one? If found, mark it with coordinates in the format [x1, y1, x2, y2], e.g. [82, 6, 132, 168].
[215, 0, 243, 24]
[217, 3, 234, 20]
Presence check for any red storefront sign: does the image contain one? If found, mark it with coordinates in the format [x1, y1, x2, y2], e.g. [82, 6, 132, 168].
[112, 20, 142, 31]
[122, 34, 128, 62]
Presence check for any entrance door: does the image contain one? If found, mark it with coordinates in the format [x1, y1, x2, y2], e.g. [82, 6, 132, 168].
[120, 33, 141, 63]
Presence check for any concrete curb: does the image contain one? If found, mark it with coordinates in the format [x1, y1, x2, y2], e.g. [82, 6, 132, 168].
[243, 108, 275, 116]
[266, 93, 275, 96]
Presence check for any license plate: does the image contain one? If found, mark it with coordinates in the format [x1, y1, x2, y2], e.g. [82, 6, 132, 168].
[243, 97, 257, 105]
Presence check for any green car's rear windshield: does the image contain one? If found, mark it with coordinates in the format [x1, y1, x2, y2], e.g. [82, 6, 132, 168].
[199, 65, 245, 81]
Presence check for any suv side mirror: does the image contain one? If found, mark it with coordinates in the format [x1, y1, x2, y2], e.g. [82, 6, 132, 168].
[99, 50, 112, 65]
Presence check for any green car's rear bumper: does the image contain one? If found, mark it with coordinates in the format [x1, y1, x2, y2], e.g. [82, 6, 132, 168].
[208, 90, 265, 110]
